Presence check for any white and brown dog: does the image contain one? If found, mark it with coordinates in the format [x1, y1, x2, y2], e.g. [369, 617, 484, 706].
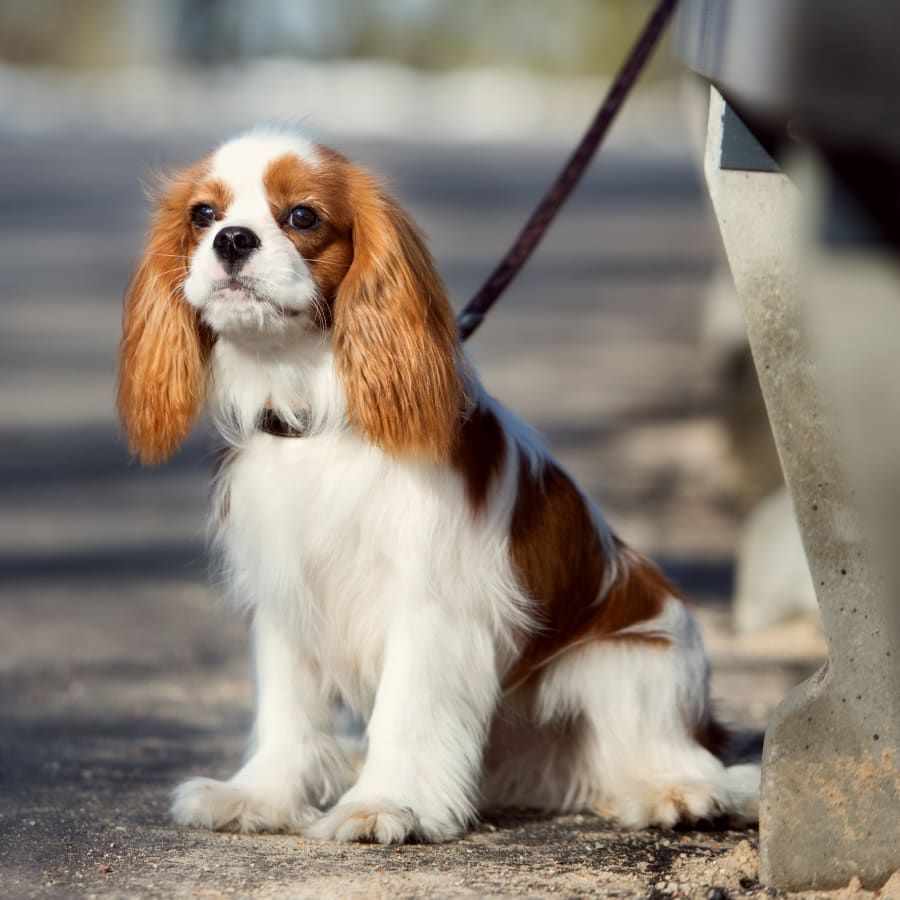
[118, 128, 758, 844]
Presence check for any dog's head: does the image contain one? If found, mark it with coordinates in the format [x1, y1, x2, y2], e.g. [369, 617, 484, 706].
[118, 130, 463, 464]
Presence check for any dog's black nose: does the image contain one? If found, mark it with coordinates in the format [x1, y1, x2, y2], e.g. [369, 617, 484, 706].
[213, 226, 261, 268]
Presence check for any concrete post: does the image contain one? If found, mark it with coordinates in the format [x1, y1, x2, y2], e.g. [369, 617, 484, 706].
[703, 87, 900, 891]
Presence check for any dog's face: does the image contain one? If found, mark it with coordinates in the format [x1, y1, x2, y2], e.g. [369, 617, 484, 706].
[118, 129, 464, 465]
[180, 134, 355, 342]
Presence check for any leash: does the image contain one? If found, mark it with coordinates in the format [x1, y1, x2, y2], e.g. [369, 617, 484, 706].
[260, 0, 678, 439]
[456, 0, 680, 342]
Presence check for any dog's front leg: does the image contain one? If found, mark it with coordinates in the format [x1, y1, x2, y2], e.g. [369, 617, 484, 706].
[172, 603, 351, 832]
[307, 603, 498, 844]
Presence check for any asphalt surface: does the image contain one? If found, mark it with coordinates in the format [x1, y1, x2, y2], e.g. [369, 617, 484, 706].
[0, 131, 824, 898]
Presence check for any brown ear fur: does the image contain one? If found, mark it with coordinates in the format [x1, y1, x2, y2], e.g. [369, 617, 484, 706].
[117, 167, 211, 465]
[333, 168, 464, 460]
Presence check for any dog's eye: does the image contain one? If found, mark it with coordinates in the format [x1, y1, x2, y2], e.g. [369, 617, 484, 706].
[191, 204, 216, 228]
[287, 206, 319, 231]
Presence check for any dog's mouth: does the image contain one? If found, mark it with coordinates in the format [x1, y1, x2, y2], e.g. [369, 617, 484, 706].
[210, 278, 301, 318]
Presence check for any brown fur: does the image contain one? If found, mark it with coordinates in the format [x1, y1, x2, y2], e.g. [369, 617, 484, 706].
[451, 403, 507, 512]
[117, 162, 226, 464]
[507, 456, 677, 686]
[332, 166, 465, 461]
[263, 152, 355, 330]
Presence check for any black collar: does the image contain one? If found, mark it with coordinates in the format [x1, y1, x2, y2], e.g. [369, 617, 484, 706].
[258, 409, 311, 438]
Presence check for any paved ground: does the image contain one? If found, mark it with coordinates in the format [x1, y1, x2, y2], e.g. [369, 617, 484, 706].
[0, 130, 831, 898]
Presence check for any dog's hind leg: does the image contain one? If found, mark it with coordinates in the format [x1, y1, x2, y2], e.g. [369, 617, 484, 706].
[498, 599, 759, 828]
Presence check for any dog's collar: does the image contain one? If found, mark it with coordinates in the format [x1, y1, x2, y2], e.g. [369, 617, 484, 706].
[258, 408, 311, 438]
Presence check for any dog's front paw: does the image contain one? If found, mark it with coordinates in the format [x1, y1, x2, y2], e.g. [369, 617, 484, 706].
[306, 800, 422, 844]
[306, 797, 465, 844]
[172, 776, 317, 833]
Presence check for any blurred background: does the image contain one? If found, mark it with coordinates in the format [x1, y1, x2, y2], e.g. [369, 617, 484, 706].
[1, 0, 673, 72]
[0, 1, 824, 893]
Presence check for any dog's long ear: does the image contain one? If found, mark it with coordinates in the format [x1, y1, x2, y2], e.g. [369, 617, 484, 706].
[333, 168, 464, 460]
[117, 168, 211, 465]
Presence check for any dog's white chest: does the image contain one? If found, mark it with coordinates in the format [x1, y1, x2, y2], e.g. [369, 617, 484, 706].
[215, 429, 418, 706]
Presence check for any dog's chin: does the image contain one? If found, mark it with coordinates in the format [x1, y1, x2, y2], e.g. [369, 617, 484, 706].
[199, 281, 308, 340]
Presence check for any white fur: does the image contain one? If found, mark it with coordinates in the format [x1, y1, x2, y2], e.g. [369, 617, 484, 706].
[183, 131, 324, 343]
[168, 131, 759, 842]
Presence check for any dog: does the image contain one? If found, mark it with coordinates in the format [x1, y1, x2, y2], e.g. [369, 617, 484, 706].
[118, 128, 759, 844]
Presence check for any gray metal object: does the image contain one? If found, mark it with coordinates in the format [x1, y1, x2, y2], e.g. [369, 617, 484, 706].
[676, 0, 900, 153]
[704, 89, 900, 893]
[680, 2, 900, 887]
[718, 104, 779, 173]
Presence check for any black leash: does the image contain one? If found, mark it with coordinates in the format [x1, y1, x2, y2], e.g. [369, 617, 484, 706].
[261, 0, 678, 439]
[456, 0, 680, 342]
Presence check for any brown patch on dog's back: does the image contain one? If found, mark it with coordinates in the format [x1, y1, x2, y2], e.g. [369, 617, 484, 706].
[509, 459, 606, 642]
[507, 455, 677, 686]
[452, 403, 506, 512]
[597, 543, 680, 635]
